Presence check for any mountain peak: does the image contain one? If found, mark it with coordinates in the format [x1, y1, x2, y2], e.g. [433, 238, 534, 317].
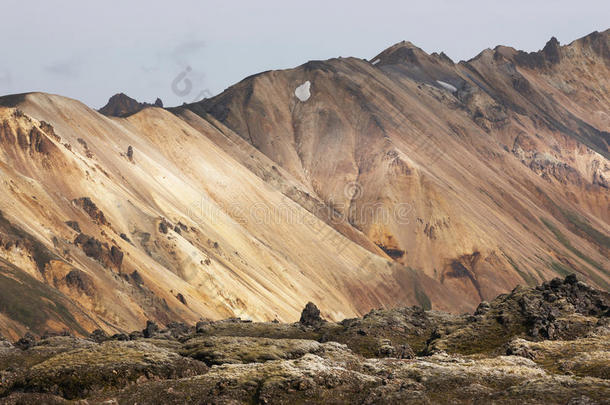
[542, 36, 561, 64]
[98, 93, 164, 117]
[370, 41, 426, 66]
[370, 40, 453, 68]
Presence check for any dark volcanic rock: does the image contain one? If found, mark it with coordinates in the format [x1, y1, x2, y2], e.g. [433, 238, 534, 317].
[427, 275, 610, 355]
[514, 36, 563, 69]
[88, 329, 108, 343]
[73, 233, 123, 270]
[64, 269, 96, 296]
[109, 246, 123, 269]
[74, 233, 102, 258]
[143, 320, 160, 338]
[195, 320, 211, 333]
[158, 218, 171, 234]
[542, 36, 561, 65]
[165, 322, 192, 339]
[15, 332, 37, 350]
[176, 293, 187, 305]
[474, 300, 491, 316]
[111, 333, 129, 341]
[64, 221, 81, 233]
[99, 93, 165, 117]
[129, 270, 144, 285]
[72, 197, 108, 226]
[523, 275, 610, 339]
[299, 302, 323, 326]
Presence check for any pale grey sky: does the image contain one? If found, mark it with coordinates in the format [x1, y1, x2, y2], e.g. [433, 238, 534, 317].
[1, 0, 608, 108]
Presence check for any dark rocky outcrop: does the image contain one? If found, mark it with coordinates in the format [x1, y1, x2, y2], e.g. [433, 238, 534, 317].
[523, 275, 609, 339]
[176, 293, 187, 305]
[129, 270, 144, 285]
[72, 197, 108, 226]
[88, 329, 108, 343]
[99, 93, 165, 117]
[64, 221, 80, 233]
[73, 233, 123, 270]
[64, 269, 96, 297]
[109, 246, 123, 269]
[14, 332, 37, 350]
[428, 275, 610, 355]
[158, 220, 169, 234]
[142, 320, 159, 338]
[514, 37, 563, 69]
[299, 302, 323, 326]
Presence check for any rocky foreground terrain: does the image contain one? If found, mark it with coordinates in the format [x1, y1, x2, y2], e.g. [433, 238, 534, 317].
[0, 275, 608, 404]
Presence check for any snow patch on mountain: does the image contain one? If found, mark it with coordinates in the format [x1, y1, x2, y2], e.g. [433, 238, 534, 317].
[295, 81, 311, 101]
[436, 80, 457, 93]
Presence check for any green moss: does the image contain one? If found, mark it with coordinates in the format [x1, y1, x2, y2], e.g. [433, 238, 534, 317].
[517, 339, 610, 379]
[438, 321, 527, 356]
[477, 187, 504, 208]
[569, 360, 610, 379]
[533, 189, 609, 253]
[180, 336, 320, 366]
[541, 218, 570, 247]
[10, 342, 207, 400]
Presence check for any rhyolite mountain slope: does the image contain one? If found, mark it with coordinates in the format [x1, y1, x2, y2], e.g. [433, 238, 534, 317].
[184, 29, 609, 301]
[0, 93, 459, 339]
[0, 30, 608, 338]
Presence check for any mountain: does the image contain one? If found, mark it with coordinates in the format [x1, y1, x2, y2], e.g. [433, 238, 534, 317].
[184, 29, 609, 301]
[0, 92, 457, 339]
[0, 30, 608, 339]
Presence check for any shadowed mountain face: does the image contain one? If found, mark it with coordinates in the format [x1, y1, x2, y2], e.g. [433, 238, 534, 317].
[0, 30, 608, 338]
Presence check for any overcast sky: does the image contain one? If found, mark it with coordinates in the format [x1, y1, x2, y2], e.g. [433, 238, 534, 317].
[1, 0, 608, 108]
